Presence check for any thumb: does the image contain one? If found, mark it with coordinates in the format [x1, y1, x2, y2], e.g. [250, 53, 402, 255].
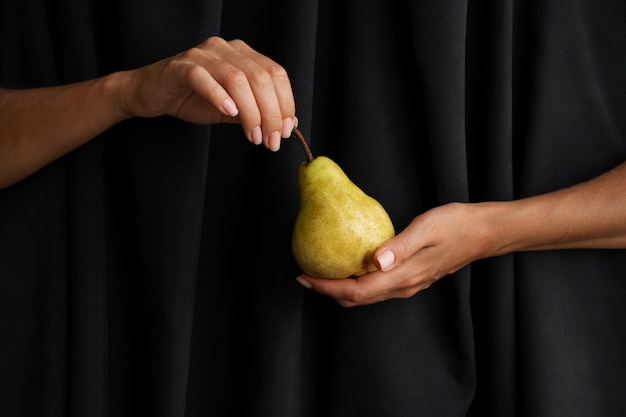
[374, 233, 413, 272]
[374, 213, 431, 272]
[374, 246, 396, 272]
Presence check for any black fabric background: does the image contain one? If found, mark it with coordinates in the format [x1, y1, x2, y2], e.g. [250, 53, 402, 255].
[1, 0, 626, 416]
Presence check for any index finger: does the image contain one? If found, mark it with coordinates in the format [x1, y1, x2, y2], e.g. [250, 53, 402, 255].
[229, 39, 297, 136]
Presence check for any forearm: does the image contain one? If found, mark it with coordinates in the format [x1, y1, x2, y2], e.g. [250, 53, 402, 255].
[0, 72, 131, 189]
[480, 162, 626, 257]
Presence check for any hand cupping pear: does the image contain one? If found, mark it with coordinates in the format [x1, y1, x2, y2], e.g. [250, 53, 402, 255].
[291, 128, 395, 278]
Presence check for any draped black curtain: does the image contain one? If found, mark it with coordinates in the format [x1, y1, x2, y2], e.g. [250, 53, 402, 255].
[2, 0, 626, 416]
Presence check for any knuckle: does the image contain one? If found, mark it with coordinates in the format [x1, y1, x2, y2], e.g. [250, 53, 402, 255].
[228, 38, 248, 49]
[248, 66, 274, 87]
[163, 58, 201, 84]
[266, 62, 289, 81]
[202, 36, 227, 50]
[183, 62, 204, 80]
[176, 62, 211, 90]
[400, 239, 414, 260]
[345, 288, 371, 305]
[262, 111, 284, 128]
[178, 46, 204, 62]
[161, 57, 181, 74]
[397, 287, 418, 300]
[222, 67, 249, 89]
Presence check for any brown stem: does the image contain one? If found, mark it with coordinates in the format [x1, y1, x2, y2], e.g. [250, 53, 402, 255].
[292, 127, 314, 163]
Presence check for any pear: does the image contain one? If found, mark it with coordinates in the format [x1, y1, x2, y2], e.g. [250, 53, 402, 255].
[291, 128, 395, 278]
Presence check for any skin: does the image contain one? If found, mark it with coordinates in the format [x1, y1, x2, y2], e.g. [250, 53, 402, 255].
[297, 161, 626, 307]
[4, 35, 625, 309]
[0, 36, 296, 189]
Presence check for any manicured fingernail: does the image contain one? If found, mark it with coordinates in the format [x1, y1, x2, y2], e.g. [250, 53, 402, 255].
[281, 118, 294, 138]
[222, 98, 238, 117]
[269, 131, 281, 151]
[251, 126, 262, 145]
[296, 276, 312, 289]
[376, 249, 395, 271]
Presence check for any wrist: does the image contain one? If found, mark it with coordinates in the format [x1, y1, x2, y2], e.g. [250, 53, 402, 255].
[471, 201, 522, 259]
[99, 70, 136, 122]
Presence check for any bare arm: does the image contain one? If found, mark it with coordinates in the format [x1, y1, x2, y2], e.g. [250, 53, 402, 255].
[0, 76, 128, 188]
[297, 161, 626, 306]
[0, 37, 296, 189]
[489, 162, 626, 252]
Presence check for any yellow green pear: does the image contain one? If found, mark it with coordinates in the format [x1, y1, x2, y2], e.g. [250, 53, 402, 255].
[291, 128, 395, 278]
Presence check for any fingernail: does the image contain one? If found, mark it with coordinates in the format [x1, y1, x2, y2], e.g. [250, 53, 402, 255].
[376, 249, 395, 271]
[251, 126, 262, 145]
[222, 98, 239, 117]
[269, 131, 281, 151]
[293, 116, 298, 128]
[296, 276, 312, 289]
[281, 117, 294, 138]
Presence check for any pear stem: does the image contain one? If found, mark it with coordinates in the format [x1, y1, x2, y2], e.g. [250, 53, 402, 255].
[292, 127, 314, 163]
